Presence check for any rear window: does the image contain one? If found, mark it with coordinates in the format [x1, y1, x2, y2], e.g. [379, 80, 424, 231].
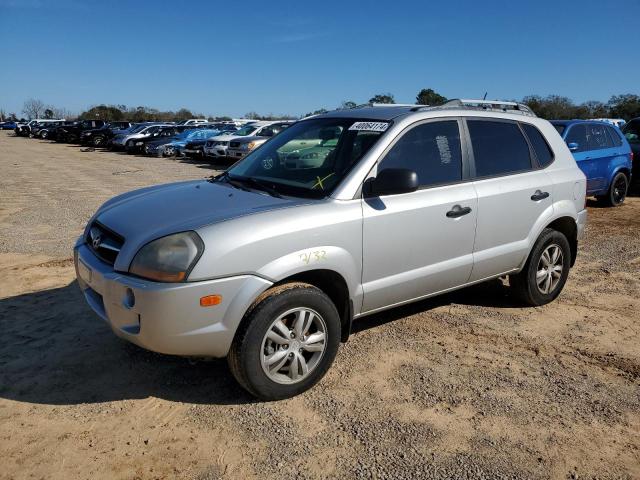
[522, 123, 554, 168]
[468, 120, 532, 177]
[586, 124, 613, 150]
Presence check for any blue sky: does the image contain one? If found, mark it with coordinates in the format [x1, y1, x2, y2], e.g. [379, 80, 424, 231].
[1, 0, 638, 117]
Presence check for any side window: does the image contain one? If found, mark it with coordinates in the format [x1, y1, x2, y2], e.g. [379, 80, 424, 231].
[605, 126, 623, 147]
[623, 120, 640, 144]
[522, 123, 554, 168]
[381, 120, 462, 188]
[565, 124, 587, 152]
[468, 120, 531, 177]
[586, 124, 613, 150]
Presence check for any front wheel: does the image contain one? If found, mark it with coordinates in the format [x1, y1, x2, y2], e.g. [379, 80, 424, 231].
[510, 228, 571, 306]
[228, 283, 341, 400]
[599, 172, 628, 207]
[92, 136, 105, 147]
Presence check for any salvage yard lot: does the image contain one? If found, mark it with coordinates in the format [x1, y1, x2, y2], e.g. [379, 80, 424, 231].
[0, 131, 639, 479]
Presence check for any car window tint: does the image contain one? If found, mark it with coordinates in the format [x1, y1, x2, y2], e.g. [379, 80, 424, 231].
[565, 124, 587, 152]
[586, 124, 613, 150]
[468, 120, 531, 177]
[606, 126, 623, 147]
[522, 123, 554, 168]
[623, 120, 640, 144]
[381, 120, 462, 188]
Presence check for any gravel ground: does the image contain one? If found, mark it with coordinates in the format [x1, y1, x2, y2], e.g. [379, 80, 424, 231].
[0, 131, 639, 479]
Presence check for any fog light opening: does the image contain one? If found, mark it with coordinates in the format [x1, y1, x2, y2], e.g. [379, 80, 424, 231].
[124, 288, 135, 309]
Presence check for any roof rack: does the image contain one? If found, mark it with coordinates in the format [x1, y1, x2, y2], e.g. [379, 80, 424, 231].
[412, 99, 537, 117]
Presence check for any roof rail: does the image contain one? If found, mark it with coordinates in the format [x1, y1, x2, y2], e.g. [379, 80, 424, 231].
[370, 103, 417, 108]
[412, 99, 537, 117]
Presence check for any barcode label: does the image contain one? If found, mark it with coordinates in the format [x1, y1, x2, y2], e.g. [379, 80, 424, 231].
[348, 122, 389, 132]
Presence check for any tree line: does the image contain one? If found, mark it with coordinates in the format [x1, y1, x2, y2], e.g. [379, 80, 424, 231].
[3, 90, 640, 123]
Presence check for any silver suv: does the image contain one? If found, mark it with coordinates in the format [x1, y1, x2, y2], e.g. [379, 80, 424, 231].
[74, 100, 587, 400]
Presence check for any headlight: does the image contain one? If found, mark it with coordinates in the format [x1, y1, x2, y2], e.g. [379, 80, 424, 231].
[129, 231, 204, 282]
[84, 132, 92, 136]
[135, 141, 143, 146]
[245, 141, 257, 151]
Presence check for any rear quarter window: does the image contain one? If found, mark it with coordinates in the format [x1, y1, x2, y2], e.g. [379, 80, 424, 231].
[606, 126, 623, 147]
[468, 120, 532, 177]
[522, 123, 554, 168]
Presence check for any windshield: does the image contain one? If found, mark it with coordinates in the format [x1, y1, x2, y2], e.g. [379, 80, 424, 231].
[553, 124, 566, 135]
[225, 118, 388, 197]
[233, 125, 258, 136]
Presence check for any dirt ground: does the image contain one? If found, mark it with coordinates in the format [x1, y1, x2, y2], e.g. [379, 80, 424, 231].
[0, 131, 639, 480]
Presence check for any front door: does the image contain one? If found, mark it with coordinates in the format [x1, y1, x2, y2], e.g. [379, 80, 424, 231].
[361, 119, 478, 313]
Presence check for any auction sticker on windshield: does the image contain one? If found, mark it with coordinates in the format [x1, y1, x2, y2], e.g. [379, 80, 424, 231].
[348, 122, 389, 132]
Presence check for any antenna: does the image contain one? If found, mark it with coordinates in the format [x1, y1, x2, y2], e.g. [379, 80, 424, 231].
[482, 92, 488, 100]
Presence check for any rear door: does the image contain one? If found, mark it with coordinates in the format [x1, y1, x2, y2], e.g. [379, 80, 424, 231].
[584, 123, 614, 193]
[361, 118, 478, 312]
[466, 119, 554, 281]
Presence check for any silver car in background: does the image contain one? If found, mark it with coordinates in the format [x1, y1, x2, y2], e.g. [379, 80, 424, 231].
[75, 100, 587, 400]
[225, 121, 292, 160]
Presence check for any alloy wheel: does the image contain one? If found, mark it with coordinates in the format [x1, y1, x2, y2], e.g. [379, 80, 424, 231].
[536, 244, 564, 294]
[260, 308, 327, 384]
[612, 175, 627, 205]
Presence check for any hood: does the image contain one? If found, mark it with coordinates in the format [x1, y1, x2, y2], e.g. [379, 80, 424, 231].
[230, 135, 264, 144]
[209, 133, 241, 142]
[91, 179, 306, 271]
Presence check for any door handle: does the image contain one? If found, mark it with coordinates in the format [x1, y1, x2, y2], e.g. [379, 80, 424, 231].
[531, 190, 550, 201]
[446, 205, 472, 218]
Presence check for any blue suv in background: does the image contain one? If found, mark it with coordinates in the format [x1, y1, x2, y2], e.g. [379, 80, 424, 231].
[552, 120, 633, 206]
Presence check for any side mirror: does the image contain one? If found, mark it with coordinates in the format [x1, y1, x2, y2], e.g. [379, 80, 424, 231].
[567, 142, 579, 151]
[365, 168, 419, 197]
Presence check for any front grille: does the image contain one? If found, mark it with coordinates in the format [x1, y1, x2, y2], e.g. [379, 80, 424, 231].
[87, 222, 124, 265]
[229, 142, 241, 148]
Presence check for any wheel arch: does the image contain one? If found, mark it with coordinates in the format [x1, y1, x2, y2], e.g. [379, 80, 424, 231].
[272, 269, 353, 343]
[545, 216, 578, 267]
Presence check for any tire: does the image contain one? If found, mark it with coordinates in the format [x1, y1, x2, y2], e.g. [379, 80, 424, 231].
[510, 228, 571, 306]
[40, 130, 48, 139]
[92, 136, 104, 147]
[228, 282, 341, 400]
[599, 172, 628, 207]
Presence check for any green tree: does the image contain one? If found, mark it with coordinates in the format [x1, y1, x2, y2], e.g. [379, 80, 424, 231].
[368, 93, 395, 104]
[415, 88, 447, 106]
[522, 95, 579, 119]
[174, 108, 194, 122]
[79, 105, 125, 121]
[340, 100, 357, 109]
[608, 94, 640, 120]
[581, 100, 609, 118]
[43, 109, 54, 119]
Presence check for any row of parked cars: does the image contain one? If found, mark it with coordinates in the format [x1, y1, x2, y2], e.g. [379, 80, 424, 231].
[9, 117, 294, 162]
[6, 110, 639, 206]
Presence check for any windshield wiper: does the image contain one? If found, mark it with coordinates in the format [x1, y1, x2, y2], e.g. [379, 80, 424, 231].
[233, 175, 283, 198]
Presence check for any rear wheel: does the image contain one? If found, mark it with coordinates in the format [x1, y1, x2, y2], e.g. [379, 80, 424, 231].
[228, 283, 341, 400]
[510, 228, 571, 306]
[599, 172, 628, 207]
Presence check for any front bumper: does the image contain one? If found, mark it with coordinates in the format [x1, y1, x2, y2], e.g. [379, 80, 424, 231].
[74, 242, 272, 357]
[577, 209, 587, 240]
[204, 146, 228, 157]
[226, 148, 248, 159]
